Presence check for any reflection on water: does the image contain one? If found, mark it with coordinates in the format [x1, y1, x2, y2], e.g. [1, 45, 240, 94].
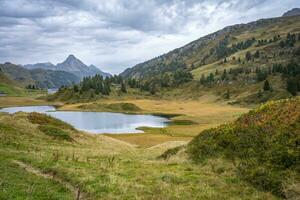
[0, 106, 169, 134]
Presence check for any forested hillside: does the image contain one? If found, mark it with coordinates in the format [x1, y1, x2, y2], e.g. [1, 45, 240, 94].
[119, 15, 300, 103]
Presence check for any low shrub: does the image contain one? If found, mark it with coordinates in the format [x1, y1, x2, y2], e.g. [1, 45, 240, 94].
[187, 98, 300, 197]
[169, 120, 197, 126]
[38, 125, 71, 141]
[158, 145, 184, 160]
[28, 112, 74, 130]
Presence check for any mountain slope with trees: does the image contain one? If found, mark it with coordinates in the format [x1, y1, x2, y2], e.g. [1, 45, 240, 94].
[119, 13, 300, 103]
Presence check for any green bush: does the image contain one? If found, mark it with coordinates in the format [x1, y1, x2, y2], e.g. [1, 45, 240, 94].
[28, 112, 74, 130]
[105, 103, 142, 112]
[169, 120, 197, 126]
[38, 125, 71, 141]
[158, 146, 184, 160]
[187, 98, 300, 197]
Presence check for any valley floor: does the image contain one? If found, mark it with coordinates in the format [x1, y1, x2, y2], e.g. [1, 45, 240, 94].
[0, 96, 276, 199]
[58, 96, 249, 147]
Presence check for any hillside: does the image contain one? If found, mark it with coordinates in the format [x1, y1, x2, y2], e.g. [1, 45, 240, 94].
[24, 55, 111, 79]
[0, 69, 24, 96]
[187, 97, 300, 198]
[119, 14, 300, 103]
[121, 15, 300, 79]
[0, 62, 80, 89]
[0, 110, 277, 199]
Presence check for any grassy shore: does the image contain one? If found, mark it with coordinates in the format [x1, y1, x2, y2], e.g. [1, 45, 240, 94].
[0, 111, 276, 199]
[58, 97, 249, 147]
[0, 95, 248, 147]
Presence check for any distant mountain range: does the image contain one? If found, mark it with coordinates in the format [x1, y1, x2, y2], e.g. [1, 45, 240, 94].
[24, 55, 111, 79]
[0, 62, 80, 89]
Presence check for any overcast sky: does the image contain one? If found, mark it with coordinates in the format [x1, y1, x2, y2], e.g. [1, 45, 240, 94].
[0, 0, 299, 74]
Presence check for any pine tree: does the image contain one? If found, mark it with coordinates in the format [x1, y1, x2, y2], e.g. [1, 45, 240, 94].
[254, 50, 260, 58]
[279, 40, 285, 48]
[73, 85, 79, 92]
[287, 78, 297, 96]
[200, 74, 206, 85]
[245, 51, 252, 61]
[221, 69, 228, 81]
[121, 81, 127, 93]
[150, 85, 156, 95]
[225, 89, 230, 99]
[258, 90, 263, 98]
[263, 80, 271, 91]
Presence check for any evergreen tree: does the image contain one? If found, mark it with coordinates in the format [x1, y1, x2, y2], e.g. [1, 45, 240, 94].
[121, 81, 127, 93]
[245, 51, 252, 61]
[258, 90, 263, 98]
[257, 70, 268, 81]
[200, 74, 206, 85]
[263, 80, 271, 91]
[221, 69, 228, 81]
[150, 85, 156, 95]
[254, 50, 260, 58]
[279, 40, 285, 48]
[287, 78, 298, 96]
[161, 74, 171, 87]
[225, 89, 230, 99]
[206, 73, 214, 83]
[73, 85, 79, 92]
[215, 69, 219, 75]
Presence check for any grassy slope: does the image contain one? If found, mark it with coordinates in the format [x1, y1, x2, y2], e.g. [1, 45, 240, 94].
[189, 16, 300, 103]
[0, 112, 277, 199]
[0, 72, 47, 97]
[191, 15, 300, 79]
[187, 97, 300, 198]
[118, 15, 300, 104]
[0, 72, 24, 96]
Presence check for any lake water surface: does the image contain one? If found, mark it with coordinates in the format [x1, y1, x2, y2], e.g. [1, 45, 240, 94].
[0, 106, 169, 134]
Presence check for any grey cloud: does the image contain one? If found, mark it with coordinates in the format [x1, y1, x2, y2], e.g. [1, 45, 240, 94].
[0, 0, 299, 74]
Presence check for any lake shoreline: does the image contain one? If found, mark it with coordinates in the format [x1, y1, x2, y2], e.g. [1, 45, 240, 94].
[0, 105, 171, 134]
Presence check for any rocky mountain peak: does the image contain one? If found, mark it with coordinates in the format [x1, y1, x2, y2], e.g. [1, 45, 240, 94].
[282, 8, 300, 17]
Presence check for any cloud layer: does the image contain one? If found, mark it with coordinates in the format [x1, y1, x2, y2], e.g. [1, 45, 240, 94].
[0, 0, 299, 74]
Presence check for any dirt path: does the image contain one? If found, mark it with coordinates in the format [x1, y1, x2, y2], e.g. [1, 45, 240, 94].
[12, 160, 87, 200]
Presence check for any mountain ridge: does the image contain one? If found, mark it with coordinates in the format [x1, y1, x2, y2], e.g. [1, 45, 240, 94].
[282, 8, 300, 17]
[120, 13, 300, 79]
[0, 62, 80, 89]
[23, 55, 111, 79]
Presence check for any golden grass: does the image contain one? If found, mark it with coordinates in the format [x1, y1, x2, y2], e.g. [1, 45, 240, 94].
[106, 133, 191, 148]
[0, 97, 56, 108]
